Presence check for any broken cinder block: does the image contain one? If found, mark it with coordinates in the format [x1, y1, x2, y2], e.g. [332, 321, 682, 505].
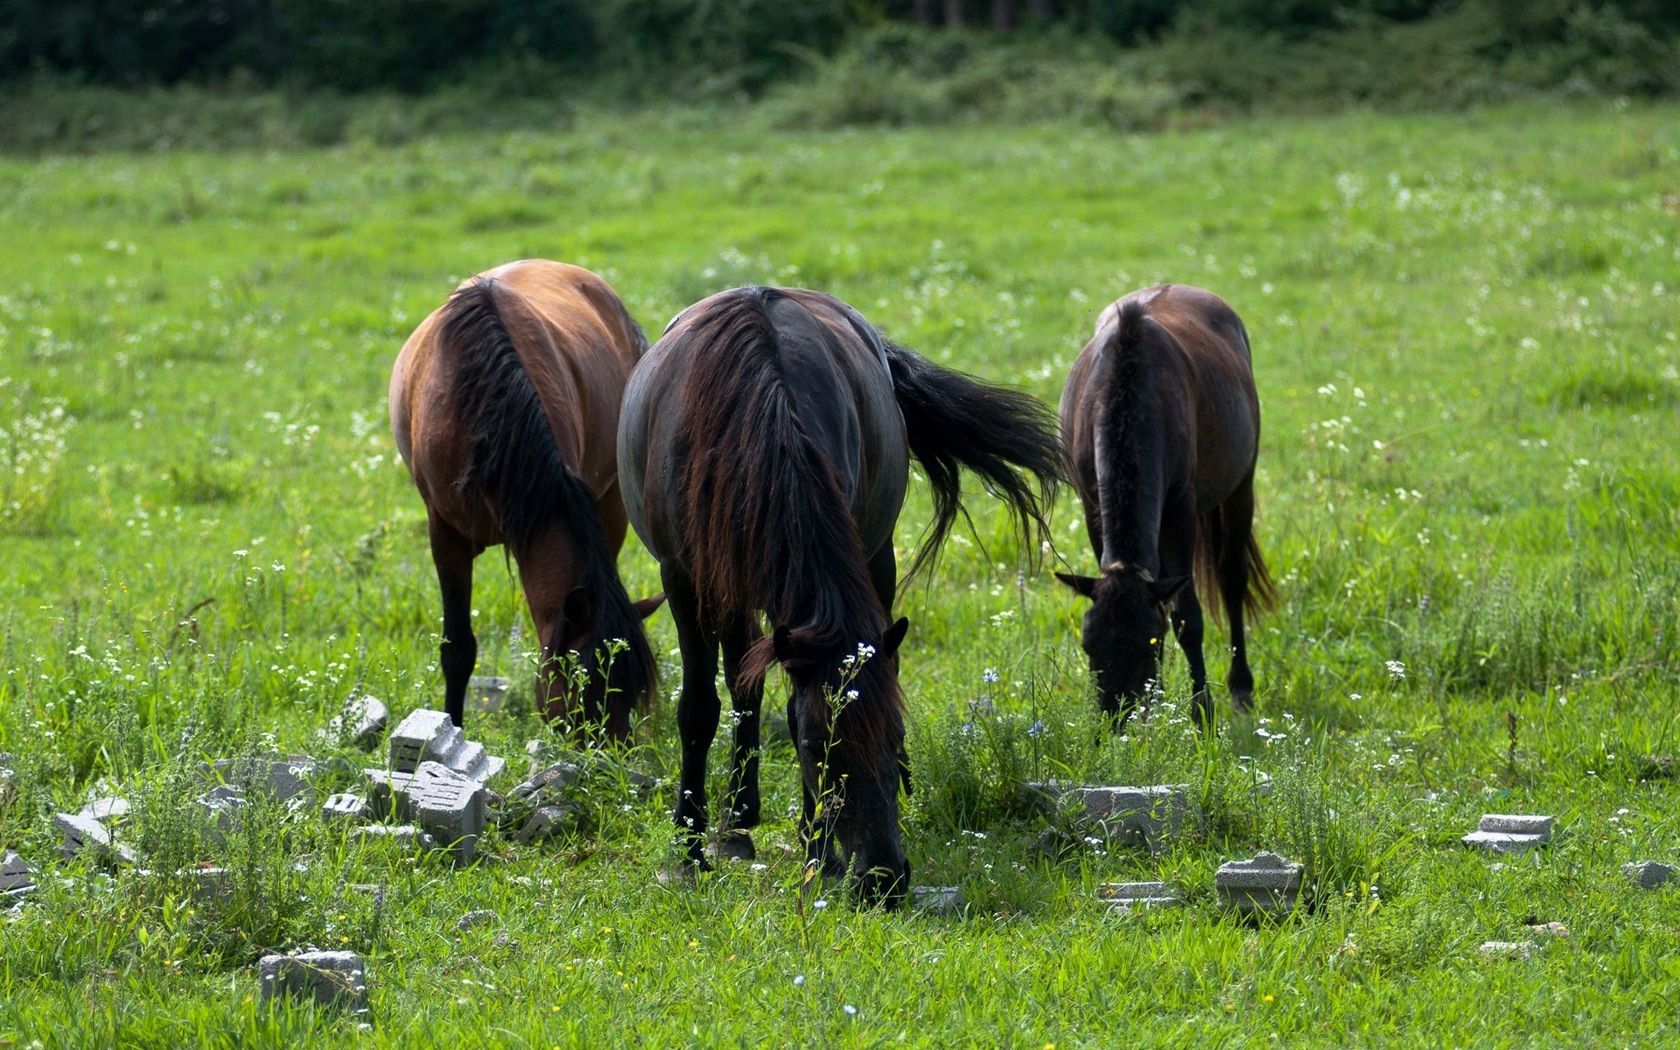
[54, 812, 136, 865]
[1098, 880, 1181, 910]
[2, 851, 34, 899]
[322, 793, 371, 823]
[1216, 851, 1303, 917]
[1624, 860, 1674, 889]
[318, 695, 389, 750]
[909, 885, 966, 916]
[388, 709, 503, 783]
[258, 950, 369, 1011]
[1463, 814, 1553, 855]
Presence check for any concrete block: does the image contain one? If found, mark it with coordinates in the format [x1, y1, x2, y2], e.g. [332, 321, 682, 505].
[215, 755, 319, 803]
[1071, 784, 1189, 845]
[352, 824, 437, 849]
[319, 695, 389, 750]
[1478, 814, 1553, 837]
[78, 797, 132, 824]
[54, 812, 135, 865]
[197, 785, 247, 839]
[1477, 940, 1537, 960]
[323, 793, 371, 823]
[258, 950, 368, 1011]
[363, 769, 418, 820]
[1098, 881, 1181, 910]
[1216, 851, 1303, 917]
[1624, 860, 1674, 889]
[2, 851, 34, 898]
[389, 708, 502, 782]
[513, 804, 574, 844]
[909, 886, 966, 916]
[410, 762, 487, 863]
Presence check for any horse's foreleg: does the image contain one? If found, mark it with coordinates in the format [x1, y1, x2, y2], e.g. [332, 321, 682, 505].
[1220, 480, 1258, 713]
[663, 562, 720, 869]
[428, 514, 478, 728]
[718, 616, 764, 861]
[1163, 519, 1210, 727]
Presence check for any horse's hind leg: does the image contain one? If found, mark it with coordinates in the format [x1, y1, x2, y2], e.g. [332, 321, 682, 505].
[1220, 478, 1258, 713]
[718, 615, 764, 861]
[428, 513, 478, 728]
[662, 561, 721, 869]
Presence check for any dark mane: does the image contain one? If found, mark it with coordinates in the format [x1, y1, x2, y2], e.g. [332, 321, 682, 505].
[672, 286, 902, 757]
[438, 278, 657, 709]
[1095, 298, 1162, 563]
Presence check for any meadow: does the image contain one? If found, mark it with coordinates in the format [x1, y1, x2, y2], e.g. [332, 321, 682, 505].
[1, 99, 1678, 1046]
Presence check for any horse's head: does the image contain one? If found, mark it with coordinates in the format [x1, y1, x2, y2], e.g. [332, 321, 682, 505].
[540, 588, 665, 738]
[1056, 566, 1189, 721]
[758, 617, 913, 909]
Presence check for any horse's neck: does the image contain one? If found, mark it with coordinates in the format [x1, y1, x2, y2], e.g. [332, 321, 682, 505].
[1095, 357, 1168, 573]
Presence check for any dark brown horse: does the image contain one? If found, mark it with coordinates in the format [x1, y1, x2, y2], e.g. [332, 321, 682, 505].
[390, 260, 662, 736]
[1056, 284, 1276, 727]
[618, 286, 1062, 907]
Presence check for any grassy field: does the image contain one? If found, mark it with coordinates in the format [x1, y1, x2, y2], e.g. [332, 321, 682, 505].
[1, 100, 1678, 1046]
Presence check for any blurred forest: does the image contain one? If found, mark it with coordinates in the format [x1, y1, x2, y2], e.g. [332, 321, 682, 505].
[3, 1, 1675, 95]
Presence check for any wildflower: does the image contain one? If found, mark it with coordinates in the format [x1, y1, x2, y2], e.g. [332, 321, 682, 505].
[843, 1005, 858, 1017]
[982, 668, 999, 684]
[1028, 719, 1045, 737]
[845, 689, 859, 702]
[813, 898, 829, 911]
[793, 975, 805, 987]
[1385, 660, 1406, 680]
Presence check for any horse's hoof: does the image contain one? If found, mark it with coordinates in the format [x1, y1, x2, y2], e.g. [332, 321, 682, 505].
[715, 830, 756, 862]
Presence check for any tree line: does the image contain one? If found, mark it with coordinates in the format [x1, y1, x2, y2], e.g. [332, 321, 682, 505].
[2, 1, 1674, 93]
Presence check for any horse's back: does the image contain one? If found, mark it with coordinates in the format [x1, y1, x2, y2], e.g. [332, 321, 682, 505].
[391, 260, 643, 542]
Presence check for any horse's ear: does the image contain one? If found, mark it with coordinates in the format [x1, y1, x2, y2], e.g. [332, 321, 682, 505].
[632, 593, 666, 620]
[1055, 571, 1098, 599]
[881, 617, 910, 659]
[563, 587, 595, 633]
[1149, 575, 1191, 605]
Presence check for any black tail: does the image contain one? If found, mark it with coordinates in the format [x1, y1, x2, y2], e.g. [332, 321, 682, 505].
[1195, 502, 1278, 626]
[438, 279, 657, 713]
[883, 343, 1066, 579]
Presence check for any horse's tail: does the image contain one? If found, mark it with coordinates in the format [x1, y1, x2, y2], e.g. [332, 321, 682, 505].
[674, 289, 881, 644]
[1194, 489, 1278, 627]
[437, 278, 657, 710]
[882, 342, 1065, 579]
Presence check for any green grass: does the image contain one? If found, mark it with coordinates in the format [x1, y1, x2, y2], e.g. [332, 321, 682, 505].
[2, 99, 1679, 1046]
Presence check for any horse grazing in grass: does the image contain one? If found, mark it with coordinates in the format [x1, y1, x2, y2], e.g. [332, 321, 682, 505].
[390, 260, 663, 737]
[1056, 284, 1276, 728]
[619, 286, 1063, 907]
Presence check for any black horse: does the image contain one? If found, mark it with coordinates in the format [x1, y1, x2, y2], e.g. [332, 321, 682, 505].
[1056, 284, 1276, 727]
[618, 286, 1062, 907]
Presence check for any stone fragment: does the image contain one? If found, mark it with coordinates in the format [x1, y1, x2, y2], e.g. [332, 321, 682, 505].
[909, 885, 966, 916]
[388, 709, 503, 782]
[409, 762, 488, 864]
[1463, 814, 1553, 855]
[352, 825, 437, 849]
[197, 785, 247, 839]
[513, 804, 575, 844]
[1071, 784, 1189, 846]
[1215, 851, 1303, 917]
[319, 695, 389, 750]
[1098, 880, 1181, 910]
[1477, 940, 1537, 960]
[214, 755, 319, 803]
[323, 793, 371, 823]
[258, 950, 368, 1010]
[1623, 860, 1674, 889]
[78, 797, 132, 824]
[54, 812, 135, 865]
[456, 909, 498, 932]
[2, 851, 34, 899]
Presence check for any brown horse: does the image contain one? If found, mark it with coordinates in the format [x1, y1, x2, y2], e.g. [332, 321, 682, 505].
[618, 286, 1062, 907]
[1056, 284, 1276, 727]
[390, 260, 662, 736]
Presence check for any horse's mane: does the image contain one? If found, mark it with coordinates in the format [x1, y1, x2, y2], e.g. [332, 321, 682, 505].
[672, 286, 903, 758]
[438, 278, 656, 708]
[1094, 297, 1166, 561]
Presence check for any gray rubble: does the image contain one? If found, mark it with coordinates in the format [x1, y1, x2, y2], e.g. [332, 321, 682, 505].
[1477, 940, 1538, 960]
[352, 825, 437, 849]
[78, 797, 132, 824]
[1098, 880, 1182, 910]
[196, 785, 247, 840]
[1018, 781, 1189, 847]
[259, 950, 369, 1010]
[512, 804, 577, 844]
[909, 885, 966, 916]
[136, 866, 235, 905]
[319, 695, 389, 750]
[1463, 814, 1553, 854]
[2, 851, 34, 899]
[456, 909, 499, 932]
[54, 812, 136, 865]
[388, 709, 504, 782]
[1624, 860, 1674, 889]
[322, 793, 371, 823]
[362, 761, 486, 862]
[1215, 851, 1303, 917]
[211, 754, 319, 804]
